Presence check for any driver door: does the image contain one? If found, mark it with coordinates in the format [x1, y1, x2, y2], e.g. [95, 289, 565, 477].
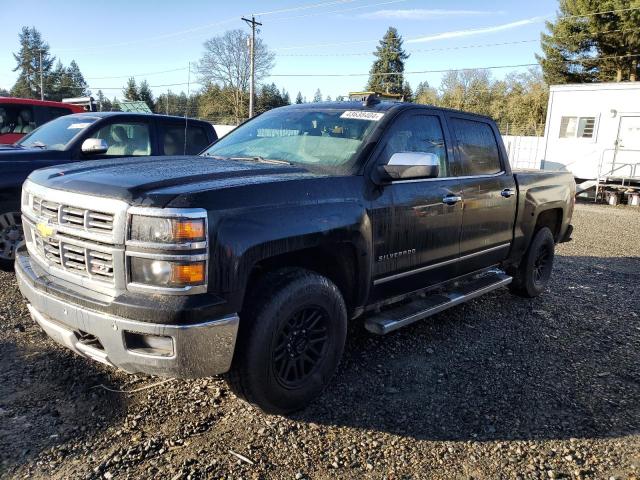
[369, 111, 463, 300]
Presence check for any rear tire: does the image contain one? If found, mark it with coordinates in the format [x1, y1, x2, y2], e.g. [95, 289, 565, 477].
[0, 211, 23, 272]
[225, 268, 347, 415]
[509, 227, 555, 298]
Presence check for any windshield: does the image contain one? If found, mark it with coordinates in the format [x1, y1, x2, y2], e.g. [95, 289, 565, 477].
[203, 107, 384, 173]
[17, 115, 98, 151]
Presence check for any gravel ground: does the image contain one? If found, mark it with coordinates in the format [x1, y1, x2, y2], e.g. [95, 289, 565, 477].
[1, 201, 639, 480]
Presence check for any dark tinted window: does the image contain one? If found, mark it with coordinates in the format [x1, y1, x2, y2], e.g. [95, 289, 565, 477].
[450, 118, 502, 175]
[0, 105, 35, 134]
[382, 114, 448, 177]
[160, 123, 211, 155]
[49, 107, 72, 120]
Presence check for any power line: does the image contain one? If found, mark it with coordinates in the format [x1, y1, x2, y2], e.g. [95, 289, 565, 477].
[271, 6, 640, 51]
[276, 26, 640, 57]
[265, 0, 411, 22]
[85, 67, 190, 80]
[250, 0, 360, 17]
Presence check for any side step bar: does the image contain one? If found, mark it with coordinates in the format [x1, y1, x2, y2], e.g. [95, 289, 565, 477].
[364, 271, 512, 335]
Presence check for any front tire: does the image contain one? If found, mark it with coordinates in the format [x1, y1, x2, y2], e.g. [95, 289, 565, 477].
[509, 227, 555, 298]
[226, 269, 347, 415]
[0, 212, 23, 272]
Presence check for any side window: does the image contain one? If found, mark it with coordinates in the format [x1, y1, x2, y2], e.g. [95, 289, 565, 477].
[160, 123, 210, 155]
[382, 114, 448, 177]
[14, 106, 35, 134]
[560, 116, 596, 139]
[89, 122, 151, 156]
[187, 125, 212, 153]
[48, 107, 72, 121]
[450, 118, 502, 176]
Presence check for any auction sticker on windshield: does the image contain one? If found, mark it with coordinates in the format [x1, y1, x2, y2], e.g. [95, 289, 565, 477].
[340, 111, 385, 121]
[67, 123, 92, 129]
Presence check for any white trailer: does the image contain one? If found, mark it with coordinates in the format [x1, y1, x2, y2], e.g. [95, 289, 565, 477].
[541, 82, 640, 194]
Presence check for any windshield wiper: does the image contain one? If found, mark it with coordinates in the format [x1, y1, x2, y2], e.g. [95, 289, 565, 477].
[204, 154, 291, 165]
[29, 141, 47, 149]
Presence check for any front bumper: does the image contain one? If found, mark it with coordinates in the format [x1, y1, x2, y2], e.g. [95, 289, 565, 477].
[16, 250, 239, 378]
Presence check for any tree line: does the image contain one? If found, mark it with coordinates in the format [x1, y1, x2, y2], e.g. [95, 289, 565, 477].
[6, 0, 640, 132]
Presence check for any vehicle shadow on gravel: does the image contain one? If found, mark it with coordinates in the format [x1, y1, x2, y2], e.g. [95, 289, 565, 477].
[295, 255, 640, 442]
[0, 337, 126, 474]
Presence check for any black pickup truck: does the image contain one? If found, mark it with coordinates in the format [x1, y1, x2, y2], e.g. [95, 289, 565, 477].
[15, 100, 575, 414]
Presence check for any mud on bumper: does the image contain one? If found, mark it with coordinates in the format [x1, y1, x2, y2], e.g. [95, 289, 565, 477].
[15, 250, 239, 378]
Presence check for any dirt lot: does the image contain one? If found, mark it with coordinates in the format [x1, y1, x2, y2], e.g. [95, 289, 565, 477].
[1, 202, 639, 479]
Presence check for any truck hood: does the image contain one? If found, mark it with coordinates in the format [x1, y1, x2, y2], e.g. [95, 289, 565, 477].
[27, 155, 318, 207]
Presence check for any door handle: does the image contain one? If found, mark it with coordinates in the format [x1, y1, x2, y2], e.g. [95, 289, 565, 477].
[442, 195, 462, 205]
[500, 188, 516, 198]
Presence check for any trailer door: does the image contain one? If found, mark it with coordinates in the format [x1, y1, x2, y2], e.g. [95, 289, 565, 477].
[612, 116, 640, 179]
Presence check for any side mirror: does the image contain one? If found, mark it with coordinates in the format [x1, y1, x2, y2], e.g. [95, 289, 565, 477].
[378, 152, 440, 181]
[81, 138, 108, 155]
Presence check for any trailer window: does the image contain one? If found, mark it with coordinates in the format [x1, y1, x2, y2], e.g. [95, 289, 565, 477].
[559, 116, 595, 138]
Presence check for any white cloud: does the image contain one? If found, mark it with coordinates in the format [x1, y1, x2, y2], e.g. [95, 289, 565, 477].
[360, 9, 501, 20]
[406, 16, 547, 44]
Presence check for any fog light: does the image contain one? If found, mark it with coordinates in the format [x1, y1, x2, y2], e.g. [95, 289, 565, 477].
[124, 331, 174, 357]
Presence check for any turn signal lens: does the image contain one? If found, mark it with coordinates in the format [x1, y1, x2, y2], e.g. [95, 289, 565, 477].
[173, 220, 205, 241]
[130, 258, 206, 287]
[172, 262, 205, 284]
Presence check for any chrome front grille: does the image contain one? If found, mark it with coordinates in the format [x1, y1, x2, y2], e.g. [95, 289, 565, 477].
[22, 181, 129, 295]
[31, 229, 115, 282]
[32, 195, 115, 235]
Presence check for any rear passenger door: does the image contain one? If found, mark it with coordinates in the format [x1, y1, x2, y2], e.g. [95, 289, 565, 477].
[447, 115, 517, 275]
[158, 121, 213, 156]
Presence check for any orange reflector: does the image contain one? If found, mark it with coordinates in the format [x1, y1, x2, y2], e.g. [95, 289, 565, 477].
[171, 262, 205, 284]
[173, 219, 205, 241]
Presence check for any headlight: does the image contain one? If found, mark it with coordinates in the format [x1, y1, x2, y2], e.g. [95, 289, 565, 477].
[130, 257, 206, 287]
[130, 215, 205, 244]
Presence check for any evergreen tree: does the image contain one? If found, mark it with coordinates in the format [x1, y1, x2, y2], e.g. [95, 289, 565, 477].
[401, 81, 413, 101]
[256, 83, 289, 114]
[295, 91, 304, 104]
[537, 0, 640, 83]
[325, 95, 332, 101]
[66, 60, 88, 96]
[312, 89, 323, 102]
[48, 60, 89, 101]
[111, 97, 121, 111]
[138, 80, 155, 111]
[335, 95, 345, 102]
[96, 90, 112, 111]
[366, 27, 409, 95]
[11, 26, 56, 99]
[414, 81, 438, 105]
[122, 77, 140, 101]
[0, 88, 9, 96]
[282, 88, 291, 105]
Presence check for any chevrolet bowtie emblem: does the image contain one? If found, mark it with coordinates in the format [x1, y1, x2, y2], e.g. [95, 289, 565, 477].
[36, 222, 55, 239]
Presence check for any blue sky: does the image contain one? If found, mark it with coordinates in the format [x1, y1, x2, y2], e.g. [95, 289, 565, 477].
[0, 0, 558, 102]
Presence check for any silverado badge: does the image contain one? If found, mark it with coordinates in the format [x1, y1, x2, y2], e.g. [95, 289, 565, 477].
[36, 222, 55, 239]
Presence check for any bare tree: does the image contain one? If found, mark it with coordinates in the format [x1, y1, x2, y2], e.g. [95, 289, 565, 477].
[197, 29, 275, 124]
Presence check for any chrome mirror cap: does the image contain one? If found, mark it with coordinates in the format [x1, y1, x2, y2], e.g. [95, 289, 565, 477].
[81, 138, 108, 155]
[379, 152, 440, 181]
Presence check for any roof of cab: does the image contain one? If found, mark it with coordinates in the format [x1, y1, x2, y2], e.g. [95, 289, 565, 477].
[64, 111, 211, 123]
[278, 100, 497, 123]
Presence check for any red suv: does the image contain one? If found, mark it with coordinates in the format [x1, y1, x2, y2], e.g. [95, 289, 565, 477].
[0, 97, 85, 144]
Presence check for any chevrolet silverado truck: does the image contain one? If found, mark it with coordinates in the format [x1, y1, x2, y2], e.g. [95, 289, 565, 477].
[16, 99, 575, 414]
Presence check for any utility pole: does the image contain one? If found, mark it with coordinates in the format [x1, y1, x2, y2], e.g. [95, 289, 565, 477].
[39, 49, 44, 100]
[241, 15, 261, 118]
